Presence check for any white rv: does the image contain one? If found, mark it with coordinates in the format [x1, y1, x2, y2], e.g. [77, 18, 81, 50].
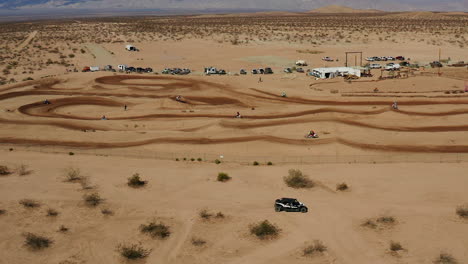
[90, 66, 100, 72]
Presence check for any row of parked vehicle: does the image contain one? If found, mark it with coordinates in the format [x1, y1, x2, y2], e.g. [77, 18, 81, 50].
[366, 56, 406, 62]
[249, 67, 273, 74]
[368, 61, 412, 70]
[162, 68, 191, 75]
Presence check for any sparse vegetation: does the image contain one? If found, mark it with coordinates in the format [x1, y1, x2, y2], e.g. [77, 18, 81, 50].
[83, 193, 102, 207]
[199, 209, 212, 219]
[16, 164, 31, 176]
[127, 173, 147, 188]
[68, 152, 74, 156]
[0, 165, 12, 175]
[117, 243, 151, 260]
[253, 161, 259, 166]
[217, 172, 231, 182]
[24, 233, 53, 250]
[140, 221, 171, 239]
[362, 215, 397, 229]
[284, 169, 314, 188]
[267, 161, 273, 166]
[214, 159, 221, 164]
[0, 209, 6, 215]
[46, 208, 59, 217]
[101, 208, 114, 216]
[19, 199, 40, 208]
[58, 225, 69, 232]
[434, 253, 457, 264]
[389, 241, 404, 252]
[191, 237, 207, 246]
[303, 240, 327, 256]
[455, 204, 468, 218]
[336, 182, 349, 191]
[64, 167, 82, 182]
[377, 216, 396, 224]
[250, 220, 280, 239]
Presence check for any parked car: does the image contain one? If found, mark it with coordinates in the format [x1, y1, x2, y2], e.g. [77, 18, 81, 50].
[251, 69, 258, 74]
[218, 69, 226, 75]
[379, 56, 388, 61]
[386, 56, 396, 61]
[385, 63, 400, 71]
[284, 68, 292, 73]
[430, 61, 443, 68]
[366, 57, 375, 61]
[396, 56, 405, 60]
[400, 61, 410, 67]
[275, 198, 308, 213]
[127, 67, 136, 72]
[240, 69, 247, 75]
[82, 66, 91, 72]
[322, 56, 334, 61]
[145, 68, 153, 73]
[369, 63, 382, 69]
[296, 67, 304, 73]
[264, 67, 273, 74]
[259, 68, 265, 74]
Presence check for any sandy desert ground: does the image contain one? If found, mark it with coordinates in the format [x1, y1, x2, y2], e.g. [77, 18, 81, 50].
[0, 11, 468, 264]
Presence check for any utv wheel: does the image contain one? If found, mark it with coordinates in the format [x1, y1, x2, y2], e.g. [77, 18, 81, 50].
[275, 206, 282, 212]
[300, 207, 308, 213]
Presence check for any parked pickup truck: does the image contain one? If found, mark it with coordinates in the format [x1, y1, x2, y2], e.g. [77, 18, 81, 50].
[385, 63, 400, 71]
[368, 63, 382, 69]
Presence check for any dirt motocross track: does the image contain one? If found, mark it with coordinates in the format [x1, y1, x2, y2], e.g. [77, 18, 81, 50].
[1, 73, 468, 156]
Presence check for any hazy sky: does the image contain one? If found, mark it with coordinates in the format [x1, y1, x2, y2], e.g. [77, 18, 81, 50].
[0, 0, 466, 11]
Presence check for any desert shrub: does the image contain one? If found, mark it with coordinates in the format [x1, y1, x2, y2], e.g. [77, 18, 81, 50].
[68, 152, 74, 156]
[336, 183, 349, 191]
[0, 165, 11, 175]
[377, 216, 396, 224]
[214, 159, 221, 164]
[64, 167, 82, 182]
[191, 237, 206, 246]
[58, 225, 69, 232]
[455, 204, 468, 218]
[197, 158, 202, 162]
[19, 199, 40, 208]
[183, 158, 187, 161]
[217, 172, 231, 182]
[267, 161, 273, 166]
[199, 209, 212, 219]
[24, 233, 52, 250]
[434, 253, 457, 264]
[389, 241, 403, 252]
[303, 240, 327, 256]
[361, 219, 377, 229]
[0, 209, 6, 215]
[47, 208, 59, 217]
[127, 173, 147, 188]
[101, 208, 114, 215]
[83, 193, 102, 207]
[140, 221, 170, 239]
[16, 164, 31, 176]
[175, 158, 179, 161]
[117, 243, 151, 260]
[253, 161, 259, 166]
[79, 177, 93, 190]
[215, 212, 225, 218]
[284, 169, 314, 188]
[250, 220, 280, 239]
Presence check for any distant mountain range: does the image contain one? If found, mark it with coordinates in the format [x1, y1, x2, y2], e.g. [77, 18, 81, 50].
[0, 0, 466, 12]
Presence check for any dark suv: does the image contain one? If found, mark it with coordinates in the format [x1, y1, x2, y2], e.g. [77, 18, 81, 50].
[275, 198, 308, 213]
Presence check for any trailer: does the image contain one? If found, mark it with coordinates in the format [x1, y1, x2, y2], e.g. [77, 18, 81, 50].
[90, 66, 100, 72]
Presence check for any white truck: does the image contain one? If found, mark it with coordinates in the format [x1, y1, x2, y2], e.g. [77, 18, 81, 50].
[385, 63, 400, 71]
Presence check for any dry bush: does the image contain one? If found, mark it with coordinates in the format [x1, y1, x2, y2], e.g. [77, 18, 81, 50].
[336, 183, 349, 191]
[217, 172, 231, 182]
[389, 241, 404, 252]
[83, 193, 102, 207]
[284, 169, 314, 188]
[101, 208, 114, 216]
[140, 221, 171, 239]
[377, 216, 396, 224]
[127, 173, 147, 188]
[361, 219, 377, 229]
[58, 225, 69, 233]
[0, 165, 12, 175]
[191, 237, 207, 246]
[24, 233, 53, 250]
[434, 253, 457, 264]
[250, 220, 280, 239]
[0, 209, 6, 215]
[455, 204, 468, 218]
[303, 240, 327, 256]
[199, 209, 212, 219]
[117, 243, 151, 260]
[19, 199, 40, 208]
[64, 167, 82, 182]
[46, 208, 59, 217]
[16, 164, 32, 176]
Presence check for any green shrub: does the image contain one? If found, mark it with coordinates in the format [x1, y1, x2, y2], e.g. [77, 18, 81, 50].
[127, 173, 147, 188]
[175, 158, 179, 161]
[68, 152, 74, 156]
[191, 158, 195, 161]
[267, 161, 273, 166]
[214, 159, 221, 164]
[117, 243, 151, 260]
[197, 158, 202, 162]
[284, 169, 314, 188]
[140, 221, 170, 239]
[250, 220, 280, 239]
[24, 233, 53, 250]
[303, 240, 327, 256]
[0, 209, 6, 215]
[217, 172, 231, 182]
[253, 161, 259, 166]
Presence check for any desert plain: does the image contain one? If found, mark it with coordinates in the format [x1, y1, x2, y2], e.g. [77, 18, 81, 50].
[0, 9, 468, 264]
